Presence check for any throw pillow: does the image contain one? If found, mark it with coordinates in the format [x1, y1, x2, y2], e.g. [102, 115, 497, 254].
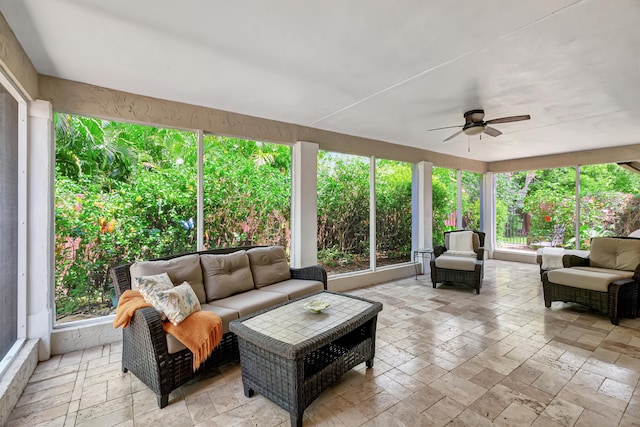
[541, 247, 565, 271]
[155, 282, 201, 326]
[135, 272, 174, 320]
[448, 231, 474, 252]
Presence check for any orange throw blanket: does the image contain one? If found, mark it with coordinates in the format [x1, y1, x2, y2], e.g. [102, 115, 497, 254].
[114, 290, 223, 370]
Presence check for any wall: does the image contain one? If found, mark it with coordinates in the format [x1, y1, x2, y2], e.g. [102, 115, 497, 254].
[38, 76, 487, 173]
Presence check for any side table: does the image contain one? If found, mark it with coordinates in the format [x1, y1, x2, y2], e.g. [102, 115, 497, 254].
[413, 248, 433, 279]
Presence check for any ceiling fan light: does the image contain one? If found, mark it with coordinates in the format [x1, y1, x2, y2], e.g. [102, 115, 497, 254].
[463, 124, 485, 136]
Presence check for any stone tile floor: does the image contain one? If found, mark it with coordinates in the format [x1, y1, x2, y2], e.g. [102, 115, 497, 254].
[8, 260, 640, 426]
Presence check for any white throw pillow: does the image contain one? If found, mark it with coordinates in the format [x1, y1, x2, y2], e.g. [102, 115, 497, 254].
[155, 282, 201, 326]
[448, 231, 474, 252]
[135, 272, 174, 321]
[541, 247, 565, 270]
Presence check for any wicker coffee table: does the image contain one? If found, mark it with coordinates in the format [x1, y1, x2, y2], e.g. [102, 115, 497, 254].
[229, 291, 382, 427]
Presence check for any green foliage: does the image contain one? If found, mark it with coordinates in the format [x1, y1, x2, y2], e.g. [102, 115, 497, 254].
[432, 167, 456, 245]
[55, 115, 292, 319]
[376, 160, 412, 261]
[499, 165, 640, 249]
[55, 115, 414, 318]
[317, 153, 370, 268]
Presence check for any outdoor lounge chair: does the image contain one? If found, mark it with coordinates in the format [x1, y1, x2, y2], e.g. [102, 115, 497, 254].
[430, 230, 485, 294]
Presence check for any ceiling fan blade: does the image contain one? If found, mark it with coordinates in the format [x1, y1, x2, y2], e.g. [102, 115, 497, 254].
[443, 129, 464, 142]
[485, 114, 531, 125]
[483, 126, 502, 137]
[427, 124, 463, 131]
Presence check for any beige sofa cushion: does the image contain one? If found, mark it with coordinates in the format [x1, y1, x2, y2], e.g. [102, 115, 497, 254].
[259, 279, 324, 299]
[434, 254, 477, 271]
[130, 254, 206, 304]
[201, 251, 254, 301]
[590, 237, 640, 271]
[210, 289, 288, 317]
[200, 304, 239, 334]
[547, 268, 633, 292]
[247, 246, 291, 288]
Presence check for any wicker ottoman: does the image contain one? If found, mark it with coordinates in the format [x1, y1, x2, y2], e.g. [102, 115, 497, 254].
[229, 291, 383, 427]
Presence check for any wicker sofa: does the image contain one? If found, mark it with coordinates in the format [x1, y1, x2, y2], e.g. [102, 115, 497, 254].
[541, 237, 640, 324]
[110, 245, 327, 408]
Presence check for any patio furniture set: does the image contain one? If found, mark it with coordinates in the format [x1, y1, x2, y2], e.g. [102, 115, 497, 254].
[111, 245, 382, 426]
[428, 230, 640, 326]
[111, 233, 640, 425]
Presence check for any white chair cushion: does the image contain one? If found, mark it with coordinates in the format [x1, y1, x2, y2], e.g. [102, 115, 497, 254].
[434, 255, 477, 271]
[449, 230, 474, 252]
[547, 268, 633, 292]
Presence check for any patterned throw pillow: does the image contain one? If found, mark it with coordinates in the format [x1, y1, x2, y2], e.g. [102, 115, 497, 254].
[155, 282, 201, 326]
[135, 272, 174, 321]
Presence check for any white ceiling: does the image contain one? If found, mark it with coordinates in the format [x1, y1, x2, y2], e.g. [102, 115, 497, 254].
[2, 0, 640, 162]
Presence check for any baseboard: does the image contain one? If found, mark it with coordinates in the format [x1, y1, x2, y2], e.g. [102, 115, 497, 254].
[0, 339, 39, 426]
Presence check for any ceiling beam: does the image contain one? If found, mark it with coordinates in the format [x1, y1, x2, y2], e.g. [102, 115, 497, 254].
[38, 75, 487, 172]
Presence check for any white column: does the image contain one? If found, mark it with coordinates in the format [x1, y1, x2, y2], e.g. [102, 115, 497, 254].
[196, 130, 204, 250]
[481, 173, 495, 258]
[575, 165, 581, 250]
[27, 100, 54, 360]
[369, 157, 376, 271]
[414, 161, 433, 252]
[291, 141, 318, 267]
[456, 170, 463, 229]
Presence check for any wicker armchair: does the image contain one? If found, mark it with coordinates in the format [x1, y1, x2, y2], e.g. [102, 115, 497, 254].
[541, 237, 640, 325]
[430, 230, 485, 294]
[110, 246, 327, 408]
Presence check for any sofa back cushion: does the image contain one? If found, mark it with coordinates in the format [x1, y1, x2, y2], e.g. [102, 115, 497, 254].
[247, 246, 291, 288]
[590, 237, 640, 271]
[201, 251, 255, 301]
[130, 254, 206, 303]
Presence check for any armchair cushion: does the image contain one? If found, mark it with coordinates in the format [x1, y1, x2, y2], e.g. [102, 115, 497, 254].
[445, 231, 480, 252]
[590, 237, 640, 271]
[247, 246, 291, 288]
[547, 268, 634, 292]
[434, 255, 477, 271]
[201, 251, 254, 301]
[130, 254, 206, 304]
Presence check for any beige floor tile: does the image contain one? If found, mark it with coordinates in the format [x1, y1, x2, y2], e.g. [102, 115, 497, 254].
[540, 397, 584, 426]
[428, 372, 487, 406]
[599, 378, 635, 402]
[422, 396, 465, 427]
[494, 402, 538, 427]
[574, 408, 622, 427]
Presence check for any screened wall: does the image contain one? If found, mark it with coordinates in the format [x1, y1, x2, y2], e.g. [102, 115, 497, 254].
[0, 90, 18, 360]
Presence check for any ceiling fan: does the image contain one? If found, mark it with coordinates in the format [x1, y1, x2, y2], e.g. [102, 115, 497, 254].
[428, 109, 531, 142]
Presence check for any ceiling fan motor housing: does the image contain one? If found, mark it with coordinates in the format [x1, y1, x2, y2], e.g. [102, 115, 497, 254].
[463, 109, 486, 135]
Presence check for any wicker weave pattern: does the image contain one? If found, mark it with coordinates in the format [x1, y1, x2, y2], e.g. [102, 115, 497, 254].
[110, 246, 328, 409]
[230, 291, 382, 427]
[430, 230, 485, 294]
